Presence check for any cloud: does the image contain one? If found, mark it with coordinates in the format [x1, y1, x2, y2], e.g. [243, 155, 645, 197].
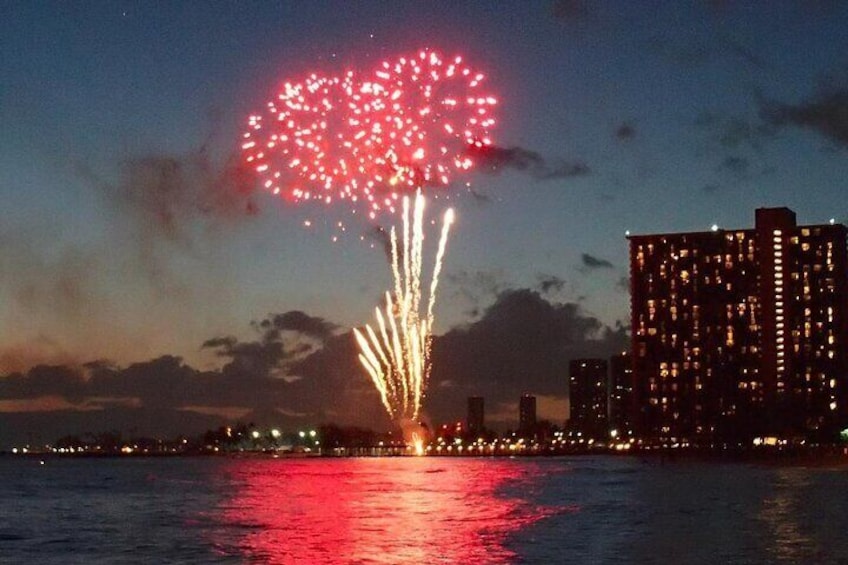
[467, 187, 492, 205]
[615, 123, 636, 141]
[645, 36, 712, 68]
[255, 311, 338, 342]
[0, 286, 627, 444]
[0, 365, 87, 404]
[760, 88, 848, 148]
[723, 37, 766, 70]
[426, 289, 628, 426]
[695, 114, 776, 151]
[446, 269, 508, 318]
[718, 155, 750, 177]
[581, 253, 614, 269]
[363, 225, 393, 261]
[536, 274, 566, 294]
[0, 313, 341, 447]
[467, 145, 591, 180]
[0, 337, 80, 375]
[645, 33, 766, 71]
[0, 291, 629, 444]
[551, 0, 590, 22]
[204, 311, 338, 381]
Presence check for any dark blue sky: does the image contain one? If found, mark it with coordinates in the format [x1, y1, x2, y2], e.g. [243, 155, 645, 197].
[2, 2, 848, 441]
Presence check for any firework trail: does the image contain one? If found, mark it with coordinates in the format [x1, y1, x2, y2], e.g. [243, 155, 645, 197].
[353, 191, 454, 422]
[243, 49, 496, 426]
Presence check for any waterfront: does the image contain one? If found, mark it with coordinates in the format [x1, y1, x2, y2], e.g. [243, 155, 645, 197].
[2, 456, 848, 563]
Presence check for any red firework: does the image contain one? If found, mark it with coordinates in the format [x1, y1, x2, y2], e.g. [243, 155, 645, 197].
[242, 49, 497, 219]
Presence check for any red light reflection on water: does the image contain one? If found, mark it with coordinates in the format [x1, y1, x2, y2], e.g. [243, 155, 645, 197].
[212, 458, 557, 563]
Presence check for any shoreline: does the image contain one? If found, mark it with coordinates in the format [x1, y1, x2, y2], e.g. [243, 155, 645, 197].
[3, 447, 848, 467]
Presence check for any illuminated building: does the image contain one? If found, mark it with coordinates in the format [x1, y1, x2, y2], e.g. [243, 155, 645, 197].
[629, 208, 848, 444]
[467, 396, 485, 433]
[519, 394, 536, 433]
[567, 359, 609, 440]
[609, 352, 635, 438]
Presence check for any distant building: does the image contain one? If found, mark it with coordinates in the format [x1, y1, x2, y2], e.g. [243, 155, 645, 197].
[467, 396, 485, 433]
[609, 352, 635, 438]
[519, 394, 536, 433]
[568, 359, 609, 440]
[629, 207, 848, 444]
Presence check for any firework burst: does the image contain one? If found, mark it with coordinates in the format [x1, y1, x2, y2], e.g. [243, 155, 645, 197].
[242, 49, 496, 220]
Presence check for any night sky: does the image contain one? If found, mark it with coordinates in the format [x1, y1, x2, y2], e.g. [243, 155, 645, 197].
[2, 1, 848, 447]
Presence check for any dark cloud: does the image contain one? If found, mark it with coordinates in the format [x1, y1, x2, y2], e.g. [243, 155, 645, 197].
[0, 338, 80, 375]
[551, 0, 590, 22]
[467, 145, 591, 180]
[718, 155, 750, 176]
[616, 276, 630, 293]
[723, 37, 766, 70]
[0, 310, 348, 447]
[696, 114, 776, 151]
[467, 187, 492, 205]
[581, 253, 614, 269]
[256, 311, 338, 342]
[645, 36, 712, 68]
[760, 88, 848, 148]
[541, 161, 592, 180]
[427, 289, 628, 424]
[537, 274, 566, 294]
[0, 287, 631, 444]
[204, 311, 338, 381]
[202, 336, 286, 381]
[615, 123, 636, 141]
[702, 183, 721, 194]
[646, 34, 766, 71]
[0, 365, 87, 404]
[446, 269, 507, 319]
[363, 225, 393, 261]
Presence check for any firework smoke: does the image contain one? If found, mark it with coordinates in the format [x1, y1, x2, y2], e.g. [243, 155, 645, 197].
[353, 191, 453, 422]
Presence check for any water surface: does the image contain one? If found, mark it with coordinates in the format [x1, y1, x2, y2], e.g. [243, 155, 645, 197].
[1, 456, 847, 563]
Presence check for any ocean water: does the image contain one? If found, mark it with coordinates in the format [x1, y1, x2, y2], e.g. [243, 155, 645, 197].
[1, 455, 847, 563]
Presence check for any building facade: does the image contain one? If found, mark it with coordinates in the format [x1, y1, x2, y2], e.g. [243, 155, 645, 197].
[467, 396, 484, 434]
[519, 394, 536, 434]
[567, 359, 609, 440]
[629, 208, 848, 444]
[609, 352, 635, 438]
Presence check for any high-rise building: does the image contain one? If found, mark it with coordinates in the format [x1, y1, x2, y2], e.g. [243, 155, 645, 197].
[568, 359, 609, 440]
[629, 207, 848, 444]
[609, 352, 635, 438]
[519, 394, 536, 433]
[467, 396, 484, 434]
